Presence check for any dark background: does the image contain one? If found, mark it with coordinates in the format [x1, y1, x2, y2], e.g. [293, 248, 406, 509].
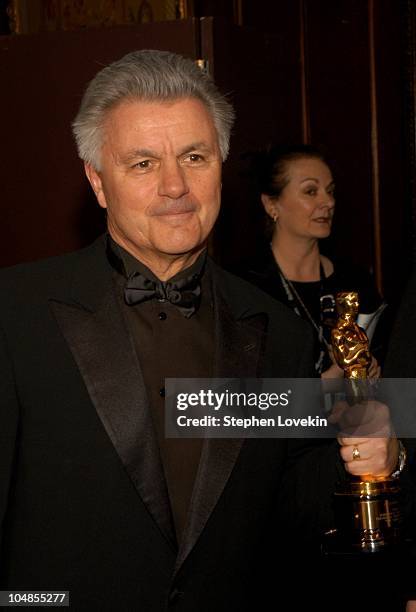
[1, 0, 415, 308]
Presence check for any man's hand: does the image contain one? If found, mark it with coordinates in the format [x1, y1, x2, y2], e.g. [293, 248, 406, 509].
[368, 355, 381, 379]
[321, 362, 344, 380]
[338, 435, 399, 479]
[330, 399, 399, 478]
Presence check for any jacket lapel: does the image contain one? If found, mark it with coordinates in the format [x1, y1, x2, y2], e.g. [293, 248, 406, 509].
[175, 264, 268, 572]
[49, 239, 176, 549]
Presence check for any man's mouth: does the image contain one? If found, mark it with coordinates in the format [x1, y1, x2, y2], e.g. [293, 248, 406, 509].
[151, 202, 197, 216]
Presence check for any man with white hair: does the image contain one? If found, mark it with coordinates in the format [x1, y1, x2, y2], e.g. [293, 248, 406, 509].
[0, 49, 399, 610]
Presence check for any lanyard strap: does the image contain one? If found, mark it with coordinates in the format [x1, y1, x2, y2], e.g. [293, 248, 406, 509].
[274, 260, 332, 363]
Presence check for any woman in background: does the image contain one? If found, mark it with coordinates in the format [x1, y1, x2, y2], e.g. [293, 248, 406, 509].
[238, 144, 384, 378]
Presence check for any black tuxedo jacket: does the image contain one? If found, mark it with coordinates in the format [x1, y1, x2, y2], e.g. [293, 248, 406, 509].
[0, 237, 340, 611]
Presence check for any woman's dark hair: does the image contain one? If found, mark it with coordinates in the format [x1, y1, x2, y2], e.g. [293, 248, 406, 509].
[252, 144, 330, 197]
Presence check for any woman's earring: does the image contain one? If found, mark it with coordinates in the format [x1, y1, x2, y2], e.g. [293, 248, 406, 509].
[272, 213, 278, 223]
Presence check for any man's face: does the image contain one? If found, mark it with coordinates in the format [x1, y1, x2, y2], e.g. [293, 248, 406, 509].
[85, 97, 222, 266]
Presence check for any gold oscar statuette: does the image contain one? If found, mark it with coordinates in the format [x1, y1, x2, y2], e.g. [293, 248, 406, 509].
[330, 292, 401, 553]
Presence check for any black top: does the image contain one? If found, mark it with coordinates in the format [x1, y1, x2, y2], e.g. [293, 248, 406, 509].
[234, 248, 383, 373]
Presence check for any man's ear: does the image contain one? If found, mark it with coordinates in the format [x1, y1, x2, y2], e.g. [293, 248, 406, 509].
[261, 194, 278, 222]
[84, 163, 107, 209]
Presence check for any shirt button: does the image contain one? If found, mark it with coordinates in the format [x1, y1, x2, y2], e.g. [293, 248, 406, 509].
[158, 312, 167, 320]
[159, 387, 165, 398]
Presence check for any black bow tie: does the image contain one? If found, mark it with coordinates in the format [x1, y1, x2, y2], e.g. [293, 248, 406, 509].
[124, 271, 202, 318]
[105, 235, 205, 317]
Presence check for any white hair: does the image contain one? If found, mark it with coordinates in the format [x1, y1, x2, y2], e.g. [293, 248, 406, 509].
[72, 49, 235, 169]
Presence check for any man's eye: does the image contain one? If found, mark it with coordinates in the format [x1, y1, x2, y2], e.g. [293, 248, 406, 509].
[187, 153, 203, 162]
[133, 160, 151, 169]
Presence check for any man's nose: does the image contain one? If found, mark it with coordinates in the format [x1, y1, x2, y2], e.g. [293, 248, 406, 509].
[158, 160, 189, 199]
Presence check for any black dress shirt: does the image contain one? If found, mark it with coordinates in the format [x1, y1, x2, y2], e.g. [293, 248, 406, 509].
[109, 238, 214, 543]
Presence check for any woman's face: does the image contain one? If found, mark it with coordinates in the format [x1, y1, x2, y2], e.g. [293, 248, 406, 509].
[262, 157, 335, 241]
